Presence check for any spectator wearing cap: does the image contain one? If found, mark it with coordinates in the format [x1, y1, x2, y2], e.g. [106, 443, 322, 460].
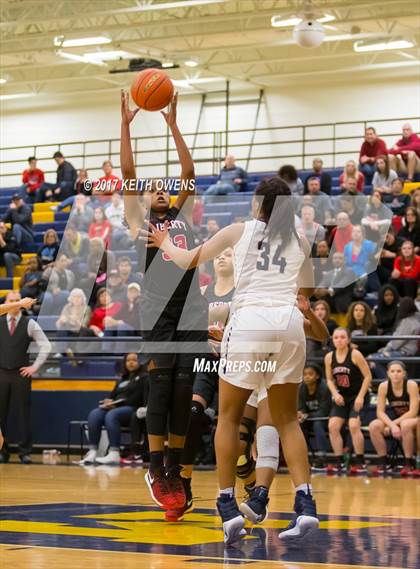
[388, 123, 420, 182]
[19, 157, 45, 204]
[2, 195, 34, 246]
[37, 151, 77, 203]
[359, 127, 388, 182]
[304, 158, 332, 195]
[107, 269, 128, 303]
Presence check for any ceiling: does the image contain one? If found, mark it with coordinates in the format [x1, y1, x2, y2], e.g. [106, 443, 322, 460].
[0, 0, 419, 98]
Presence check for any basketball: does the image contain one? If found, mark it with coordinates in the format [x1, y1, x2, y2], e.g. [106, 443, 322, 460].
[130, 68, 174, 111]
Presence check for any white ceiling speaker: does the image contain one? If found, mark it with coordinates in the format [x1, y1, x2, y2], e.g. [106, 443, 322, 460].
[293, 20, 325, 48]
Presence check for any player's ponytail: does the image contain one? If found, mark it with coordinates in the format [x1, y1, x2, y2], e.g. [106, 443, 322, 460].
[254, 177, 299, 250]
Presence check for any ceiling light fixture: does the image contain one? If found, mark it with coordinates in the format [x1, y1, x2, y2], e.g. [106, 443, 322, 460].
[0, 93, 36, 100]
[56, 50, 108, 66]
[83, 50, 135, 61]
[54, 36, 111, 48]
[184, 59, 199, 67]
[0, 78, 7, 84]
[162, 61, 175, 68]
[271, 13, 335, 28]
[354, 39, 415, 52]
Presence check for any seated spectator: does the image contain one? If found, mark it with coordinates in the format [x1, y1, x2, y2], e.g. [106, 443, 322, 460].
[80, 238, 115, 303]
[300, 204, 326, 247]
[204, 155, 247, 201]
[79, 353, 148, 465]
[117, 255, 141, 286]
[369, 361, 419, 475]
[314, 251, 356, 314]
[65, 194, 94, 233]
[92, 160, 122, 203]
[105, 192, 131, 250]
[374, 284, 400, 335]
[61, 224, 90, 276]
[52, 169, 92, 213]
[398, 207, 420, 251]
[325, 327, 372, 474]
[204, 218, 220, 242]
[361, 190, 392, 242]
[314, 240, 332, 283]
[88, 207, 111, 249]
[359, 126, 388, 182]
[343, 225, 380, 292]
[0, 220, 21, 278]
[329, 212, 353, 253]
[106, 269, 128, 303]
[88, 287, 122, 336]
[55, 288, 94, 356]
[383, 178, 410, 217]
[38, 151, 77, 203]
[20, 256, 43, 301]
[377, 228, 402, 284]
[368, 298, 420, 378]
[104, 282, 142, 336]
[2, 194, 34, 246]
[37, 229, 60, 270]
[335, 193, 365, 225]
[304, 158, 332, 195]
[298, 363, 332, 470]
[19, 156, 45, 204]
[304, 177, 332, 223]
[341, 176, 359, 194]
[390, 240, 420, 299]
[410, 187, 420, 217]
[388, 123, 420, 182]
[339, 161, 365, 193]
[41, 254, 75, 314]
[278, 164, 304, 195]
[306, 300, 337, 358]
[346, 301, 378, 356]
[372, 155, 398, 194]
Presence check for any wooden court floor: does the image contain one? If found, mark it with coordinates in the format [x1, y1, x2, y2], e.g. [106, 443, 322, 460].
[0, 462, 419, 569]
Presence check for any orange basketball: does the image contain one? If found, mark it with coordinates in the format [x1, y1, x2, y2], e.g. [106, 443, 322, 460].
[130, 68, 174, 112]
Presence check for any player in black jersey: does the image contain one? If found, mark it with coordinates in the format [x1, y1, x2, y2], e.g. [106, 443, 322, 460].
[369, 361, 419, 476]
[120, 91, 208, 512]
[174, 248, 235, 521]
[325, 328, 372, 474]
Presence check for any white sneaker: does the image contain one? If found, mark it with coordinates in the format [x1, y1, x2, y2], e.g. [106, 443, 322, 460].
[78, 449, 97, 465]
[95, 450, 120, 465]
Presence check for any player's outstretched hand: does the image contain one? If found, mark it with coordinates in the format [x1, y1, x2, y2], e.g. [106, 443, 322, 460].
[140, 220, 170, 249]
[121, 90, 140, 125]
[161, 92, 178, 127]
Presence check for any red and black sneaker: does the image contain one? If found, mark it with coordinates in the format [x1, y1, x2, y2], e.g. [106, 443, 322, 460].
[165, 479, 193, 522]
[400, 464, 414, 477]
[145, 469, 177, 510]
[370, 463, 391, 476]
[166, 465, 187, 510]
[326, 461, 344, 474]
[349, 463, 367, 475]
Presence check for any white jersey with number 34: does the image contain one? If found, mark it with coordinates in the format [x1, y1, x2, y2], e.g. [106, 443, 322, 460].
[232, 219, 305, 309]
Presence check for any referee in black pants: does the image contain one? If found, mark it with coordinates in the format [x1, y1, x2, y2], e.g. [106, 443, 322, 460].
[0, 291, 51, 464]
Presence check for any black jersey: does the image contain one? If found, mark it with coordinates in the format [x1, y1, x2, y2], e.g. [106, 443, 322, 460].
[386, 380, 410, 417]
[331, 348, 364, 400]
[135, 206, 200, 301]
[204, 283, 234, 311]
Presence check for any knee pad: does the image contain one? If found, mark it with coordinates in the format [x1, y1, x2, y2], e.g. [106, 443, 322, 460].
[256, 425, 279, 472]
[146, 368, 173, 436]
[181, 400, 206, 465]
[169, 368, 195, 436]
[236, 417, 256, 480]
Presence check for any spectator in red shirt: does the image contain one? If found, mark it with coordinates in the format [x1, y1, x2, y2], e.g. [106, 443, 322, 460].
[93, 160, 122, 204]
[388, 123, 420, 182]
[88, 207, 112, 248]
[390, 240, 420, 299]
[19, 157, 45, 204]
[339, 160, 365, 193]
[330, 212, 353, 253]
[89, 288, 122, 335]
[359, 127, 388, 182]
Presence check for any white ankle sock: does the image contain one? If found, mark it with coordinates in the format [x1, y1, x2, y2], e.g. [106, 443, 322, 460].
[219, 487, 234, 498]
[295, 483, 313, 495]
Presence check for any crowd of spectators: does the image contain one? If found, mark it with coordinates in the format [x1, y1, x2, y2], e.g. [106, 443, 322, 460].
[0, 121, 419, 472]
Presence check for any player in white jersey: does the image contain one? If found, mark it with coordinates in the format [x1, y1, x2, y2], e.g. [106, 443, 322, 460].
[142, 177, 318, 544]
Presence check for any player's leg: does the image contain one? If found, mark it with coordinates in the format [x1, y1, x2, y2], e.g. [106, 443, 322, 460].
[236, 402, 257, 494]
[348, 410, 367, 475]
[215, 378, 252, 544]
[400, 418, 417, 475]
[327, 414, 346, 473]
[369, 419, 390, 475]
[415, 418, 420, 474]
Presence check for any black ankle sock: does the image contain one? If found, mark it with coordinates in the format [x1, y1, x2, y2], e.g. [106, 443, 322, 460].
[355, 454, 365, 464]
[150, 451, 164, 473]
[166, 447, 183, 468]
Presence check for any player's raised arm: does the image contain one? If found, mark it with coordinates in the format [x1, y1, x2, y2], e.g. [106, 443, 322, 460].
[161, 93, 195, 225]
[296, 236, 315, 297]
[143, 221, 243, 269]
[297, 295, 329, 341]
[120, 90, 145, 238]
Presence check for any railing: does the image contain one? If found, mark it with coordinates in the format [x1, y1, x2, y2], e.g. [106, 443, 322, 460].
[1, 116, 419, 186]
